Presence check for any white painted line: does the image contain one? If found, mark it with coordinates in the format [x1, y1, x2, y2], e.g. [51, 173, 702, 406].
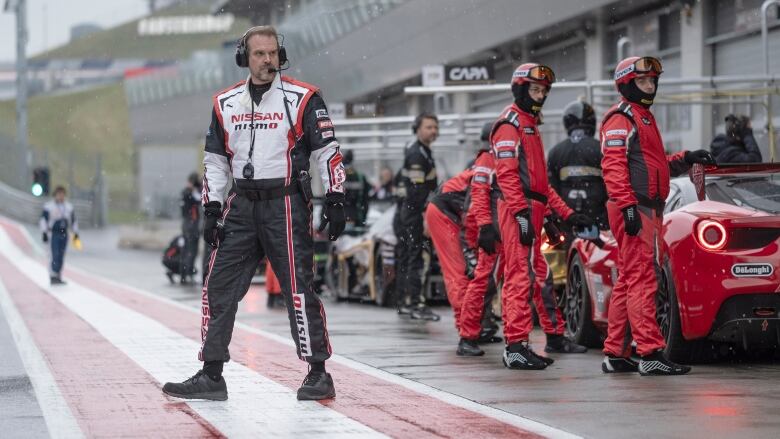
[0, 228, 386, 439]
[0, 276, 84, 439]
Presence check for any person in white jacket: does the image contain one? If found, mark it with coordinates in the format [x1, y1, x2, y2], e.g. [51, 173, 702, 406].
[40, 186, 78, 285]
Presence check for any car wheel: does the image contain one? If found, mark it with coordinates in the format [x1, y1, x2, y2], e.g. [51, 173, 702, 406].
[658, 262, 715, 363]
[565, 254, 602, 348]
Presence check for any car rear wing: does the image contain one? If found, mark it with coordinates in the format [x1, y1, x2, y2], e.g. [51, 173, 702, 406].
[689, 163, 780, 201]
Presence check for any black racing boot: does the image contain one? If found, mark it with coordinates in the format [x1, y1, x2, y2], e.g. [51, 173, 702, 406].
[410, 305, 441, 321]
[602, 355, 639, 373]
[477, 327, 503, 344]
[456, 338, 485, 356]
[266, 294, 283, 309]
[50, 276, 66, 285]
[397, 304, 413, 316]
[639, 351, 691, 376]
[297, 370, 336, 401]
[502, 342, 548, 370]
[162, 370, 228, 401]
[544, 334, 588, 354]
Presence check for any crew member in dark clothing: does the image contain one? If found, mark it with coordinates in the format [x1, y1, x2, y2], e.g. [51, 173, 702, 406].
[710, 114, 763, 164]
[341, 149, 371, 227]
[394, 111, 440, 321]
[180, 172, 202, 284]
[547, 100, 609, 230]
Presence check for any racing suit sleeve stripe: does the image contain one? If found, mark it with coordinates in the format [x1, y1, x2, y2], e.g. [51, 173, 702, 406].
[470, 153, 494, 226]
[600, 115, 637, 210]
[666, 151, 689, 178]
[203, 104, 231, 206]
[492, 123, 528, 214]
[546, 185, 573, 219]
[303, 93, 345, 194]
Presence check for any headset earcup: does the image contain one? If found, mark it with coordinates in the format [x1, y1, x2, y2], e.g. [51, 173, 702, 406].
[279, 46, 288, 65]
[235, 44, 248, 68]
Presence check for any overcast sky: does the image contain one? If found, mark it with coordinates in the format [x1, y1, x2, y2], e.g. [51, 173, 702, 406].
[0, 0, 150, 62]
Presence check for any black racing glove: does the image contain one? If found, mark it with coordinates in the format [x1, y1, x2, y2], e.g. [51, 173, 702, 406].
[684, 149, 716, 166]
[543, 216, 564, 246]
[318, 192, 346, 241]
[477, 224, 500, 254]
[568, 213, 595, 228]
[203, 201, 224, 247]
[42, 232, 48, 243]
[514, 209, 534, 246]
[621, 205, 642, 237]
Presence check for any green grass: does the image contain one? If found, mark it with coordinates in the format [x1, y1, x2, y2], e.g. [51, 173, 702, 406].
[33, 3, 250, 61]
[0, 83, 136, 218]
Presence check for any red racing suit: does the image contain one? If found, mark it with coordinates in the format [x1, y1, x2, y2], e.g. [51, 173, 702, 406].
[426, 150, 491, 329]
[458, 151, 505, 340]
[600, 100, 689, 357]
[490, 104, 574, 344]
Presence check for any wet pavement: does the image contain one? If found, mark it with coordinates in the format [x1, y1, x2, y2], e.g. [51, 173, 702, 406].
[1, 218, 779, 438]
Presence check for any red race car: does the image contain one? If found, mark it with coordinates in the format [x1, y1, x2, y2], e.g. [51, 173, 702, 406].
[565, 164, 780, 362]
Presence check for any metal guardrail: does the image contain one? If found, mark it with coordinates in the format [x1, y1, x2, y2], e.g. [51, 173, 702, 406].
[0, 179, 94, 228]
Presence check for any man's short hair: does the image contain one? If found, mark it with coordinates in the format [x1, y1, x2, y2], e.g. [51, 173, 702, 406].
[242, 25, 280, 50]
[53, 186, 66, 195]
[412, 111, 438, 134]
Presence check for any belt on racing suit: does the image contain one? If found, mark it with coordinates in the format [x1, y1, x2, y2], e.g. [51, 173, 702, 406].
[234, 181, 300, 201]
[635, 193, 665, 215]
[525, 190, 548, 205]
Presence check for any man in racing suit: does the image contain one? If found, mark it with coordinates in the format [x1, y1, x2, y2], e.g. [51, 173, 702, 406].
[547, 100, 608, 231]
[600, 56, 715, 375]
[426, 149, 497, 336]
[490, 63, 594, 370]
[163, 25, 346, 401]
[179, 172, 202, 284]
[394, 112, 440, 321]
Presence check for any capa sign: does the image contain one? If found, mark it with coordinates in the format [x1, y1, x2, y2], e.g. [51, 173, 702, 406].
[445, 63, 494, 84]
[731, 263, 774, 277]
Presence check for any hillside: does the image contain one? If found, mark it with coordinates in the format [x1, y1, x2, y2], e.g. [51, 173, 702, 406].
[33, 3, 250, 61]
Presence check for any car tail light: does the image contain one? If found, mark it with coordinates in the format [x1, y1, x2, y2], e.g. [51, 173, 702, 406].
[696, 220, 728, 251]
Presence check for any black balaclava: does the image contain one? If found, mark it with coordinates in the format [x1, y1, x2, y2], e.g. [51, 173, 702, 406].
[512, 83, 547, 116]
[618, 77, 658, 108]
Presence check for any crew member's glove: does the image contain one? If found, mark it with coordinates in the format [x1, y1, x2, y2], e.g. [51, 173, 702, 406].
[318, 193, 346, 241]
[73, 233, 80, 241]
[477, 224, 500, 254]
[684, 149, 716, 166]
[543, 217, 565, 246]
[568, 213, 595, 228]
[203, 201, 224, 247]
[621, 205, 642, 237]
[42, 232, 48, 243]
[514, 209, 534, 246]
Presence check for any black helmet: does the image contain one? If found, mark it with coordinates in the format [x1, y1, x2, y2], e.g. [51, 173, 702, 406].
[342, 149, 354, 165]
[562, 100, 596, 136]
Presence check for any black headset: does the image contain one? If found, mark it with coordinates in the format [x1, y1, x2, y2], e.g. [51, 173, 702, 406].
[235, 27, 288, 68]
[411, 111, 438, 134]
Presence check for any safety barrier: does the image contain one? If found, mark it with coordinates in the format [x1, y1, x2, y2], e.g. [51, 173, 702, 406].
[0, 179, 94, 227]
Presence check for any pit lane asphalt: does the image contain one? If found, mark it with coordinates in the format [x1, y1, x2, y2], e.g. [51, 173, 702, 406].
[60, 227, 780, 439]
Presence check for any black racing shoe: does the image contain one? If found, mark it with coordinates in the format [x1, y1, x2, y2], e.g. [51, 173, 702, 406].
[410, 305, 441, 321]
[397, 305, 413, 316]
[162, 370, 228, 401]
[502, 342, 548, 370]
[602, 355, 639, 373]
[297, 370, 336, 401]
[50, 276, 66, 285]
[266, 294, 284, 309]
[639, 351, 692, 376]
[477, 327, 503, 344]
[544, 334, 588, 354]
[456, 338, 485, 356]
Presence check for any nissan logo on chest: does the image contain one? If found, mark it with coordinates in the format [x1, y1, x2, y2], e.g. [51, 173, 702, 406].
[731, 263, 774, 277]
